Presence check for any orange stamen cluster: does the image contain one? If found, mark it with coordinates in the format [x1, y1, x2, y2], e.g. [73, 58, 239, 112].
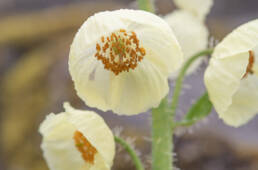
[243, 50, 255, 79]
[73, 130, 97, 164]
[95, 29, 146, 75]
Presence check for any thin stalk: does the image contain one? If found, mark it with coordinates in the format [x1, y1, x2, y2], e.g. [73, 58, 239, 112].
[152, 99, 172, 170]
[170, 49, 214, 117]
[137, 0, 155, 13]
[114, 136, 144, 170]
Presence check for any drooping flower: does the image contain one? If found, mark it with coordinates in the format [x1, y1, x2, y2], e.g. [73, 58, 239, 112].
[69, 9, 183, 115]
[173, 0, 214, 21]
[39, 103, 115, 170]
[165, 0, 213, 78]
[204, 19, 258, 127]
[165, 10, 209, 77]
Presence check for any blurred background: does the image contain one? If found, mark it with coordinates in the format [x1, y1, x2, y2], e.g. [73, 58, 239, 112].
[0, 0, 258, 170]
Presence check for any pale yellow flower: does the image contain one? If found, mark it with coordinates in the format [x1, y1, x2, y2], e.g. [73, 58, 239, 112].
[69, 9, 183, 115]
[39, 103, 115, 170]
[174, 0, 214, 21]
[165, 10, 209, 78]
[204, 19, 258, 127]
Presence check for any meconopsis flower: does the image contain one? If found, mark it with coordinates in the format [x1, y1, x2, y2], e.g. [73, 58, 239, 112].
[69, 9, 183, 115]
[204, 19, 258, 127]
[173, 0, 214, 21]
[164, 0, 213, 78]
[39, 103, 115, 170]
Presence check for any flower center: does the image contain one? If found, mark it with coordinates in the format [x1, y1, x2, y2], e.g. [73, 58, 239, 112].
[242, 50, 255, 79]
[73, 130, 97, 164]
[95, 29, 146, 75]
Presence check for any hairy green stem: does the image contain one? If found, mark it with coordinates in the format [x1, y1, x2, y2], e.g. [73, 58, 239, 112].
[137, 0, 155, 13]
[114, 136, 144, 170]
[170, 49, 214, 117]
[151, 49, 214, 170]
[152, 99, 173, 170]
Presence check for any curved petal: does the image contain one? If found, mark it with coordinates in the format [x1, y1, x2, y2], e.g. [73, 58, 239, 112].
[71, 55, 169, 115]
[213, 19, 258, 59]
[40, 113, 86, 170]
[174, 0, 213, 21]
[69, 9, 183, 115]
[164, 10, 209, 78]
[221, 75, 258, 127]
[205, 49, 258, 127]
[205, 52, 249, 118]
[64, 103, 115, 167]
[205, 20, 258, 127]
[39, 103, 115, 170]
[107, 60, 169, 115]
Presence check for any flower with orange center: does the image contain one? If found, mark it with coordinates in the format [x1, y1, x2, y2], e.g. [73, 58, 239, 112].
[69, 9, 183, 115]
[39, 103, 115, 170]
[204, 19, 258, 127]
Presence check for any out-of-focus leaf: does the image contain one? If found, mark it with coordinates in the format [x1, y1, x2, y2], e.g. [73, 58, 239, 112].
[176, 92, 212, 127]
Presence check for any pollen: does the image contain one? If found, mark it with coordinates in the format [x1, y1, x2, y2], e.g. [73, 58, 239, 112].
[73, 130, 97, 164]
[94, 29, 146, 75]
[242, 50, 255, 79]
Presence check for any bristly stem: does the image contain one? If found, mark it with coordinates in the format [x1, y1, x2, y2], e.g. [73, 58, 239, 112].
[137, 0, 155, 13]
[114, 136, 144, 170]
[170, 49, 214, 118]
[152, 99, 173, 170]
[151, 49, 213, 170]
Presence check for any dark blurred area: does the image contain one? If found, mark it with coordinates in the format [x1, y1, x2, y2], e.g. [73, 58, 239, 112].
[0, 0, 258, 170]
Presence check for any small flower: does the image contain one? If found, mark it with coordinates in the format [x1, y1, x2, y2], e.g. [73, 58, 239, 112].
[165, 10, 209, 78]
[39, 103, 115, 170]
[173, 0, 214, 21]
[204, 19, 258, 127]
[69, 9, 183, 115]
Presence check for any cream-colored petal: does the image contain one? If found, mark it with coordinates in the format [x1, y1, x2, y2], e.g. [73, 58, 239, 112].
[69, 9, 183, 77]
[69, 9, 183, 115]
[174, 0, 213, 21]
[205, 52, 249, 115]
[39, 113, 89, 170]
[220, 75, 258, 127]
[64, 103, 115, 167]
[205, 48, 258, 127]
[107, 60, 169, 115]
[164, 10, 209, 78]
[213, 19, 258, 59]
[252, 43, 258, 76]
[205, 20, 258, 127]
[71, 57, 168, 115]
[39, 103, 115, 170]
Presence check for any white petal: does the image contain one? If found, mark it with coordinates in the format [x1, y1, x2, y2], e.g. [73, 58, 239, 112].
[254, 46, 258, 76]
[213, 19, 258, 59]
[64, 103, 115, 166]
[69, 9, 183, 115]
[107, 60, 169, 115]
[174, 0, 213, 21]
[205, 20, 258, 127]
[71, 57, 169, 115]
[39, 103, 115, 170]
[221, 75, 258, 127]
[204, 52, 249, 127]
[164, 10, 209, 78]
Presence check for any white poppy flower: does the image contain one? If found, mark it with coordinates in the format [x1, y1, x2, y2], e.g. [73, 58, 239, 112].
[69, 9, 183, 115]
[164, 10, 209, 78]
[204, 19, 258, 127]
[39, 103, 115, 170]
[174, 0, 214, 21]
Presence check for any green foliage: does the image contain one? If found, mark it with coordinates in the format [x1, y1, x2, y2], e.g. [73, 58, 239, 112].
[175, 92, 213, 127]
